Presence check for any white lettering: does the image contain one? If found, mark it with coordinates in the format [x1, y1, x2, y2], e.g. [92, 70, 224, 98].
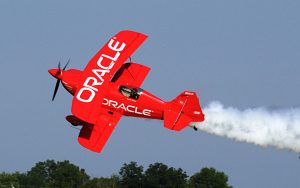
[127, 105, 135, 113]
[135, 107, 143, 115]
[143, 109, 152, 116]
[102, 51, 121, 62]
[102, 98, 152, 116]
[76, 88, 95, 103]
[83, 77, 101, 92]
[108, 38, 126, 51]
[118, 103, 126, 111]
[96, 56, 115, 70]
[109, 100, 118, 108]
[76, 37, 126, 103]
[91, 69, 110, 84]
[102, 98, 109, 105]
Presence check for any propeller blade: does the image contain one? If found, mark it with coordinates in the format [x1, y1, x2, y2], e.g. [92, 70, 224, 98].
[51, 59, 70, 101]
[56, 61, 62, 76]
[52, 79, 60, 101]
[63, 58, 70, 70]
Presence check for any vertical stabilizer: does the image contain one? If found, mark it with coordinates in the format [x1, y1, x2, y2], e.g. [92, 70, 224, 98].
[164, 91, 205, 131]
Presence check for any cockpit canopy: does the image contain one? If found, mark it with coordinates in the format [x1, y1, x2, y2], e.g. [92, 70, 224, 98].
[119, 86, 141, 100]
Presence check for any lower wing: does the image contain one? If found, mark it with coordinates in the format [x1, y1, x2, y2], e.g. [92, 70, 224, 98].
[77, 109, 122, 153]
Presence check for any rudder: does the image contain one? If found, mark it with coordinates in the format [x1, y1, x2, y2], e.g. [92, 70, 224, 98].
[164, 91, 205, 131]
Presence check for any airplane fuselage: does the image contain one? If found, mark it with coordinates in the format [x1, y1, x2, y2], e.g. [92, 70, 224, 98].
[60, 71, 166, 121]
[48, 30, 205, 153]
[101, 82, 165, 120]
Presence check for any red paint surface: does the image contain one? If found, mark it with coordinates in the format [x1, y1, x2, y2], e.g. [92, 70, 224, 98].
[49, 30, 205, 153]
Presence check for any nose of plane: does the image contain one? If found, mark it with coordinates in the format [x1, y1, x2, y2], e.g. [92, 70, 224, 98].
[48, 69, 63, 79]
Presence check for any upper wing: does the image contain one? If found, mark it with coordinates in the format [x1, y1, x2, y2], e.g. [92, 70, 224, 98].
[72, 30, 147, 124]
[111, 62, 150, 87]
[78, 109, 122, 153]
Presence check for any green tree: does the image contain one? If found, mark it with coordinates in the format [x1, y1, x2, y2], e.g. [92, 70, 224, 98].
[25, 160, 89, 188]
[26, 159, 56, 187]
[188, 167, 233, 188]
[0, 160, 234, 188]
[119, 161, 144, 188]
[15, 173, 29, 188]
[51, 160, 89, 188]
[0, 172, 21, 188]
[83, 175, 119, 188]
[143, 162, 188, 188]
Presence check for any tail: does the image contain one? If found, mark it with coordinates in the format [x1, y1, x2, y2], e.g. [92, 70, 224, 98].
[164, 91, 205, 131]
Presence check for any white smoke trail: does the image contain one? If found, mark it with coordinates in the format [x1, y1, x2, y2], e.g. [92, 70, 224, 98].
[193, 101, 300, 153]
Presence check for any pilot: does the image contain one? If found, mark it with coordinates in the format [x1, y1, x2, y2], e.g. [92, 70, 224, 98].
[130, 88, 139, 99]
[120, 86, 139, 99]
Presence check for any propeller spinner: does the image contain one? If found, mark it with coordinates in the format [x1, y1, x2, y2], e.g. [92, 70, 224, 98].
[49, 59, 70, 101]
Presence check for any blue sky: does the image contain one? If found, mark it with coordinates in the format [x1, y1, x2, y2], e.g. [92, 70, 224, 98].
[1, 1, 300, 187]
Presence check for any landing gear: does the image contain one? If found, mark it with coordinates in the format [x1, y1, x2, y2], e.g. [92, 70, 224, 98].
[193, 126, 198, 131]
[66, 115, 86, 126]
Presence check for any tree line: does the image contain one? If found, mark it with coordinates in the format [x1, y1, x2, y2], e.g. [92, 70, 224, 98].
[0, 160, 232, 188]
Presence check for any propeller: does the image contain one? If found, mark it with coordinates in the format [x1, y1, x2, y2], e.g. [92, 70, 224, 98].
[51, 59, 70, 101]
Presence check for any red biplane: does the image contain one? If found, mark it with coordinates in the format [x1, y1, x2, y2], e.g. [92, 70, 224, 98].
[49, 30, 205, 153]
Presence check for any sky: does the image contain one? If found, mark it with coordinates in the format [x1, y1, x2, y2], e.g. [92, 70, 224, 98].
[1, 0, 300, 187]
